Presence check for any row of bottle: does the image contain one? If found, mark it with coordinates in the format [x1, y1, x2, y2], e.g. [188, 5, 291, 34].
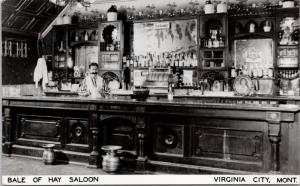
[123, 52, 198, 68]
[203, 60, 225, 68]
[231, 65, 274, 78]
[173, 81, 230, 92]
[200, 36, 225, 48]
[73, 30, 98, 42]
[278, 70, 299, 79]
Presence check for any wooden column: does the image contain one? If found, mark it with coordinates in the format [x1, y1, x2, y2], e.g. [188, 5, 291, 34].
[3, 107, 13, 156]
[88, 104, 100, 168]
[135, 106, 148, 171]
[266, 112, 281, 172]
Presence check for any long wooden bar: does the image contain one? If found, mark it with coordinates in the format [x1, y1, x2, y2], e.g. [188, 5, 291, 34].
[2, 96, 300, 174]
[44, 91, 300, 105]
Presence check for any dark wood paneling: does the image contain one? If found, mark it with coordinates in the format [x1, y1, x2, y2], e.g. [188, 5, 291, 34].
[18, 115, 62, 141]
[2, 97, 300, 173]
[2, 0, 63, 35]
[102, 117, 136, 151]
[43, 3, 63, 16]
[1, 10, 12, 25]
[10, 15, 32, 30]
[22, 0, 47, 14]
[67, 118, 88, 144]
[154, 123, 184, 156]
[2, 0, 24, 8]
[192, 127, 263, 162]
[29, 19, 51, 33]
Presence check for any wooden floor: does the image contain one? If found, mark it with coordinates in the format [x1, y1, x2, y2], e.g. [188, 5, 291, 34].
[2, 155, 157, 175]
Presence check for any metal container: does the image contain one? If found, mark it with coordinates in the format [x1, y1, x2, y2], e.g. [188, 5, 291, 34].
[42, 144, 55, 165]
[101, 145, 122, 172]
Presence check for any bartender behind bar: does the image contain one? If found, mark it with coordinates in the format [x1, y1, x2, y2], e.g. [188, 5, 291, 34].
[78, 63, 110, 98]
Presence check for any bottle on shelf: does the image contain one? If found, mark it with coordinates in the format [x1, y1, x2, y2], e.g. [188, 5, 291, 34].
[107, 5, 118, 21]
[59, 41, 64, 52]
[90, 30, 96, 41]
[168, 83, 174, 101]
[75, 32, 79, 42]
[207, 38, 212, 48]
[219, 37, 224, 47]
[84, 31, 89, 41]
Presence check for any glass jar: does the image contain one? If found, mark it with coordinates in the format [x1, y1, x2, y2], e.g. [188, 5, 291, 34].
[107, 5, 118, 21]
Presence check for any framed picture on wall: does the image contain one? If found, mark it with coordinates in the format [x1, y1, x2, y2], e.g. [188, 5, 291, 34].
[234, 38, 274, 73]
[133, 18, 197, 56]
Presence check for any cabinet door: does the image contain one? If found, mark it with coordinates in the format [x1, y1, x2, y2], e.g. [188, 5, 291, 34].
[17, 114, 62, 141]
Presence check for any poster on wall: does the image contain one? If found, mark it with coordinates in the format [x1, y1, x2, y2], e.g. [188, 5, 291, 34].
[133, 19, 197, 56]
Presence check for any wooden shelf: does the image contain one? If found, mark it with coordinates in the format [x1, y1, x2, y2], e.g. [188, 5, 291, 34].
[70, 40, 97, 47]
[71, 77, 84, 79]
[277, 66, 299, 69]
[199, 47, 226, 50]
[54, 51, 66, 54]
[177, 66, 197, 70]
[202, 58, 224, 60]
[99, 69, 122, 72]
[53, 67, 68, 70]
[278, 44, 299, 48]
[100, 51, 121, 53]
[231, 32, 274, 39]
[131, 67, 149, 70]
[202, 67, 226, 70]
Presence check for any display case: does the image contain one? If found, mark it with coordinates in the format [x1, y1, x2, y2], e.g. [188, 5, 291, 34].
[198, 13, 228, 93]
[52, 25, 73, 82]
[228, 10, 276, 96]
[98, 21, 124, 86]
[275, 8, 300, 95]
[199, 13, 228, 71]
[99, 21, 123, 70]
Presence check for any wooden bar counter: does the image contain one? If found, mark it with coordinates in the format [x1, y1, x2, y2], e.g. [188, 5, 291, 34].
[2, 96, 300, 174]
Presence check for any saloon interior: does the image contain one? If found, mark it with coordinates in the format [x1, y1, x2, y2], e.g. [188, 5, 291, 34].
[2, 0, 300, 174]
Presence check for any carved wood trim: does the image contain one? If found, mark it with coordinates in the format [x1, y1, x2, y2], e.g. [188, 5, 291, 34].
[136, 106, 145, 114]
[88, 104, 98, 111]
[99, 114, 137, 124]
[266, 112, 281, 124]
[3, 108, 13, 155]
[89, 127, 100, 167]
[138, 132, 146, 158]
[267, 112, 281, 172]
